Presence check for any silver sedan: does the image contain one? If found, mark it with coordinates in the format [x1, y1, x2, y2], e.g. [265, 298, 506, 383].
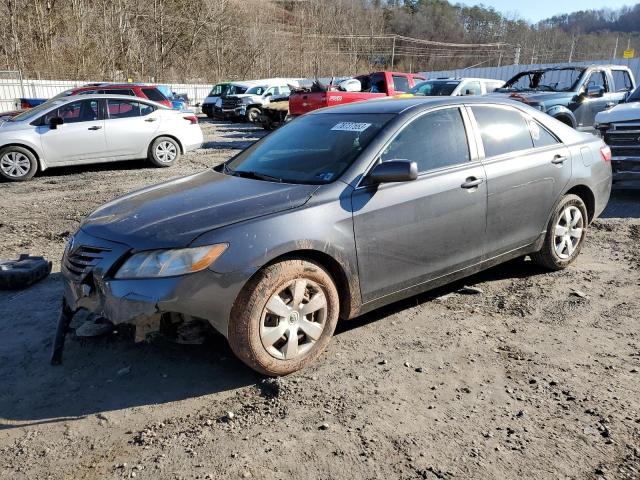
[0, 94, 203, 181]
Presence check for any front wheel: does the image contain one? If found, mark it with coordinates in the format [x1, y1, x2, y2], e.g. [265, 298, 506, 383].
[148, 136, 180, 167]
[245, 106, 261, 123]
[531, 194, 588, 270]
[0, 146, 38, 181]
[228, 259, 340, 376]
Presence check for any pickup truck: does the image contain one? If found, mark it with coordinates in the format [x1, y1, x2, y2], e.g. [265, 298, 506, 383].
[493, 65, 636, 132]
[288, 71, 424, 118]
[596, 84, 640, 185]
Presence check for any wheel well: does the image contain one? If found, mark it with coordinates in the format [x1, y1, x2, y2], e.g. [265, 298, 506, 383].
[0, 143, 41, 170]
[554, 114, 575, 128]
[255, 249, 354, 321]
[150, 135, 184, 154]
[566, 185, 595, 223]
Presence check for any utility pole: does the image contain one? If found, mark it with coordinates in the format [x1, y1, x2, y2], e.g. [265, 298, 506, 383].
[613, 36, 619, 59]
[391, 35, 396, 70]
[514, 45, 521, 65]
[568, 36, 575, 63]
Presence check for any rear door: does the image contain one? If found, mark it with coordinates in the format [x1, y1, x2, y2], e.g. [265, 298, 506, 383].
[352, 106, 488, 302]
[468, 104, 571, 257]
[103, 99, 160, 158]
[38, 98, 107, 164]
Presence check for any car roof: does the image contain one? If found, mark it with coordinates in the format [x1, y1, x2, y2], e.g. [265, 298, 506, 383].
[310, 96, 533, 115]
[422, 77, 502, 82]
[60, 94, 169, 107]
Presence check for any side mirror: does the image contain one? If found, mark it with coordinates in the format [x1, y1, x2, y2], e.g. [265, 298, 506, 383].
[585, 85, 604, 98]
[368, 160, 418, 183]
[49, 116, 64, 129]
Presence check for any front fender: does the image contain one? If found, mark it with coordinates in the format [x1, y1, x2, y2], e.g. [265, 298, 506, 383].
[545, 105, 577, 128]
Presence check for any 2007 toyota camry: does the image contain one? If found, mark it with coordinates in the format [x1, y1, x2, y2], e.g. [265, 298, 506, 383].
[52, 97, 612, 376]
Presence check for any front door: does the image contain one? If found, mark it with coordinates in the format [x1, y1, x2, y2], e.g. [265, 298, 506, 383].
[576, 70, 612, 131]
[469, 104, 572, 257]
[352, 106, 488, 303]
[38, 98, 106, 164]
[103, 99, 160, 158]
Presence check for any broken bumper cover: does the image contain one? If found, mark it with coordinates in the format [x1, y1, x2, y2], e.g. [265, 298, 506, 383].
[60, 229, 249, 338]
[612, 156, 640, 184]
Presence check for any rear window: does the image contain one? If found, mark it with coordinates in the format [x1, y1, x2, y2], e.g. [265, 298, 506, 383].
[142, 88, 168, 102]
[471, 105, 534, 157]
[392, 75, 410, 93]
[410, 80, 459, 96]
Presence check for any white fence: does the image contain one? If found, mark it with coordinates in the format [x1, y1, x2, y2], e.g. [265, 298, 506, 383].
[421, 58, 640, 83]
[0, 76, 213, 112]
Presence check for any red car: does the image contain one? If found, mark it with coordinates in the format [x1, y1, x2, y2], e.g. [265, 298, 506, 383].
[52, 83, 172, 108]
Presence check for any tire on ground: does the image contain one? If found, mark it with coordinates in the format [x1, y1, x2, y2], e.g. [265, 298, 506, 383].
[148, 136, 180, 167]
[228, 258, 340, 376]
[245, 106, 261, 123]
[531, 194, 588, 270]
[0, 146, 38, 181]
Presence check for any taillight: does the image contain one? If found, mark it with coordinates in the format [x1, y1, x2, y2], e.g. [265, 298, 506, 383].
[600, 145, 612, 162]
[183, 115, 198, 125]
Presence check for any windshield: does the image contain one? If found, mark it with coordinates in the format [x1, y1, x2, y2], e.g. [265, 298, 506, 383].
[11, 99, 65, 122]
[225, 113, 394, 184]
[627, 86, 640, 102]
[500, 68, 585, 92]
[410, 80, 460, 96]
[208, 83, 229, 97]
[245, 86, 266, 95]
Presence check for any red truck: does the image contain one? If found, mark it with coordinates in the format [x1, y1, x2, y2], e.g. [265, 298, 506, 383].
[288, 71, 425, 117]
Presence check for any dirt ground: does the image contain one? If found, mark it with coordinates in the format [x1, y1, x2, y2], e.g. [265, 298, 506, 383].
[1, 118, 639, 480]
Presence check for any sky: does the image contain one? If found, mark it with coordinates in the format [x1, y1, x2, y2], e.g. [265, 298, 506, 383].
[458, 0, 633, 23]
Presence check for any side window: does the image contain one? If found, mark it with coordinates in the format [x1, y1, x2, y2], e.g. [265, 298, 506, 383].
[461, 81, 481, 96]
[611, 70, 633, 92]
[142, 88, 168, 102]
[107, 99, 144, 119]
[485, 81, 504, 93]
[528, 119, 560, 148]
[265, 87, 279, 96]
[392, 75, 410, 93]
[585, 71, 608, 92]
[280, 86, 291, 95]
[139, 103, 155, 116]
[471, 105, 534, 157]
[44, 99, 100, 124]
[380, 108, 470, 172]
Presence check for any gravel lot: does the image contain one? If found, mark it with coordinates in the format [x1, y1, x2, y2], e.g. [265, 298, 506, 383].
[1, 117, 639, 480]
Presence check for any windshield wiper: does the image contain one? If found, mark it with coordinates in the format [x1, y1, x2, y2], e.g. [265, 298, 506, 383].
[228, 167, 283, 183]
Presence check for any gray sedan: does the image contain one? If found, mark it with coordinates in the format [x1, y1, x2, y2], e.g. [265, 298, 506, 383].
[53, 97, 612, 376]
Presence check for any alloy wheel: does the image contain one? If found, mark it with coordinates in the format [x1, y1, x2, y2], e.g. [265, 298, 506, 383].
[155, 141, 177, 163]
[0, 151, 31, 178]
[259, 279, 327, 360]
[554, 205, 584, 259]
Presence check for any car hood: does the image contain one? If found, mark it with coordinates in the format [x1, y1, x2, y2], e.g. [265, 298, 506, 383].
[595, 101, 640, 124]
[490, 91, 574, 105]
[81, 169, 319, 249]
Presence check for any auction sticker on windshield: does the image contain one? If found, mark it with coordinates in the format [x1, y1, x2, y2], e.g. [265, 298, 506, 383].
[331, 122, 371, 132]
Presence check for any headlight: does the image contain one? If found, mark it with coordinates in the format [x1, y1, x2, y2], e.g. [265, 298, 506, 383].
[115, 244, 228, 279]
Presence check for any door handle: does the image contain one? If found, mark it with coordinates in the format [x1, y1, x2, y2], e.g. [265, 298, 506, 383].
[461, 177, 484, 189]
[551, 154, 568, 165]
[87, 126, 102, 130]
[145, 118, 158, 122]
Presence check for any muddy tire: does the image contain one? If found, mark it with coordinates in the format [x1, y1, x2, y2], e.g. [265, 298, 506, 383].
[148, 136, 180, 167]
[0, 146, 38, 181]
[532, 194, 588, 270]
[228, 259, 340, 376]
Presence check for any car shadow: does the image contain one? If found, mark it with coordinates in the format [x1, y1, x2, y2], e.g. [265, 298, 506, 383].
[0, 273, 258, 429]
[336, 257, 547, 335]
[32, 159, 152, 178]
[600, 188, 640, 219]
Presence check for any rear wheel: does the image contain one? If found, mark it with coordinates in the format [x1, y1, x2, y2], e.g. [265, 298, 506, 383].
[228, 259, 340, 376]
[148, 136, 180, 167]
[0, 146, 37, 181]
[532, 194, 588, 270]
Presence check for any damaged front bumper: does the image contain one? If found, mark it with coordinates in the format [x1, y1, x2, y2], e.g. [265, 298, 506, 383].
[50, 229, 250, 365]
